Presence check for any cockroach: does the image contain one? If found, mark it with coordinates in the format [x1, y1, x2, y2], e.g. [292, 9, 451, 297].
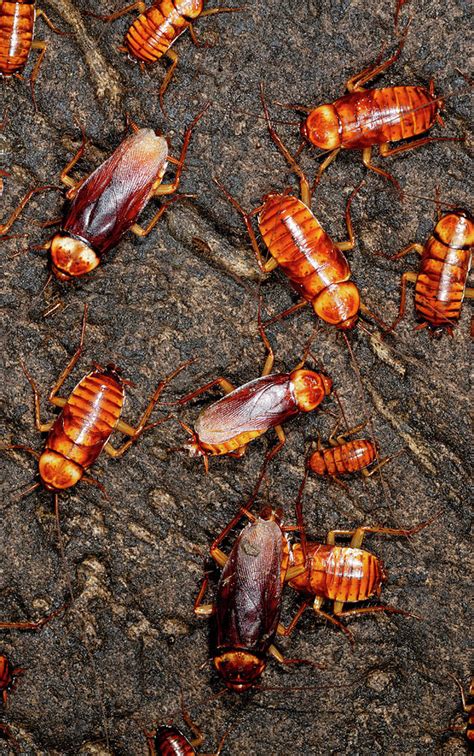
[90, 0, 240, 111]
[161, 313, 332, 471]
[216, 85, 385, 333]
[194, 503, 312, 692]
[386, 209, 474, 337]
[298, 34, 459, 190]
[2, 305, 190, 499]
[0, 655, 22, 706]
[0, 0, 66, 108]
[308, 420, 392, 481]
[448, 676, 474, 745]
[283, 483, 436, 645]
[145, 697, 227, 755]
[0, 110, 206, 280]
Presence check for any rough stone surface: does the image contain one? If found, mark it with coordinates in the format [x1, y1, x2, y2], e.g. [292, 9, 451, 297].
[0, 0, 471, 753]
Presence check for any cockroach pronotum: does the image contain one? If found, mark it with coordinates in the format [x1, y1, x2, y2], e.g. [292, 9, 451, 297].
[194, 502, 312, 692]
[385, 209, 474, 337]
[308, 420, 392, 482]
[216, 85, 385, 333]
[159, 312, 332, 471]
[2, 305, 190, 503]
[145, 697, 227, 755]
[90, 0, 240, 111]
[297, 34, 459, 190]
[0, 0, 66, 108]
[0, 109, 207, 280]
[283, 482, 436, 645]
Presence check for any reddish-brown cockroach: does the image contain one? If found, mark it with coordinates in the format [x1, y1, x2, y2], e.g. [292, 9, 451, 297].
[216, 85, 384, 333]
[161, 314, 332, 471]
[283, 482, 436, 645]
[386, 209, 473, 337]
[2, 305, 190, 498]
[0, 110, 206, 280]
[0, 655, 22, 706]
[145, 698, 227, 755]
[448, 676, 474, 745]
[298, 35, 458, 190]
[194, 503, 312, 692]
[0, 0, 66, 108]
[90, 0, 240, 111]
[308, 420, 391, 481]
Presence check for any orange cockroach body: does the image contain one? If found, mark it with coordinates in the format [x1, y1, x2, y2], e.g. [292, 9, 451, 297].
[388, 210, 474, 336]
[0, 655, 22, 705]
[300, 37, 455, 189]
[145, 702, 227, 756]
[92, 0, 239, 109]
[309, 438, 377, 477]
[3, 307, 189, 496]
[0, 0, 64, 105]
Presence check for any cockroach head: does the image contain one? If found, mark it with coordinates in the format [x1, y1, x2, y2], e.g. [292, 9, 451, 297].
[50, 233, 100, 281]
[179, 0, 203, 19]
[290, 369, 333, 412]
[214, 651, 266, 692]
[259, 506, 283, 525]
[301, 104, 341, 150]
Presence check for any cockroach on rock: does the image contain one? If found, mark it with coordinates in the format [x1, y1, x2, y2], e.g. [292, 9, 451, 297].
[194, 500, 314, 692]
[145, 697, 227, 755]
[90, 0, 240, 111]
[386, 208, 473, 337]
[0, 108, 207, 280]
[295, 34, 459, 191]
[158, 309, 332, 471]
[0, 0, 67, 108]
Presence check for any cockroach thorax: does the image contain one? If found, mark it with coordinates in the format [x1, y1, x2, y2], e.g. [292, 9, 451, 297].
[290, 369, 333, 412]
[214, 650, 266, 692]
[179, 0, 204, 19]
[302, 104, 341, 150]
[50, 234, 100, 280]
[39, 451, 83, 491]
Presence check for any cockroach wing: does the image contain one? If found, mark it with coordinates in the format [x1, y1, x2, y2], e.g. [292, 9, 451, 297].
[195, 374, 297, 445]
[216, 519, 283, 654]
[63, 129, 168, 255]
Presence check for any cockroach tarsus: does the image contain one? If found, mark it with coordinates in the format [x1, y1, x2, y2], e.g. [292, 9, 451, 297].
[298, 34, 459, 190]
[0, 0, 67, 109]
[90, 0, 240, 111]
[215, 84, 386, 333]
[284, 487, 437, 646]
[194, 503, 315, 692]
[385, 209, 474, 337]
[2, 305, 191, 498]
[158, 310, 332, 471]
[0, 109, 207, 280]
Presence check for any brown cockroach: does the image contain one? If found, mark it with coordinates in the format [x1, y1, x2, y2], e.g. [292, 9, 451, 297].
[2, 305, 190, 500]
[386, 209, 473, 337]
[308, 419, 392, 481]
[145, 697, 227, 755]
[160, 312, 332, 471]
[90, 0, 240, 111]
[297, 35, 459, 190]
[0, 0, 66, 108]
[216, 85, 384, 333]
[0, 110, 206, 280]
[283, 480, 436, 646]
[194, 502, 313, 692]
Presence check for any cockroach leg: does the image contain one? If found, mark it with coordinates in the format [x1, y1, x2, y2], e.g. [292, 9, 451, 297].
[388, 242, 424, 261]
[312, 147, 340, 188]
[60, 131, 88, 192]
[0, 187, 50, 236]
[19, 358, 54, 433]
[346, 34, 406, 93]
[268, 644, 317, 668]
[89, 1, 146, 22]
[387, 270, 419, 332]
[159, 50, 179, 115]
[277, 601, 310, 637]
[334, 180, 363, 252]
[379, 134, 462, 160]
[155, 105, 209, 195]
[362, 146, 401, 192]
[0, 603, 66, 631]
[48, 305, 88, 406]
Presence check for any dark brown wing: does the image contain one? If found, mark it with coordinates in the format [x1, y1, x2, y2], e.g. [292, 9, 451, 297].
[216, 519, 283, 655]
[63, 129, 168, 255]
[195, 374, 297, 445]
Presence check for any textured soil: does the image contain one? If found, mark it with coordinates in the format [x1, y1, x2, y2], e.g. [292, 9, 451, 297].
[0, 0, 472, 753]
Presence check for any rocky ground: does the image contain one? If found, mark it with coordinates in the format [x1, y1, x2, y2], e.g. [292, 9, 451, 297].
[0, 0, 471, 753]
